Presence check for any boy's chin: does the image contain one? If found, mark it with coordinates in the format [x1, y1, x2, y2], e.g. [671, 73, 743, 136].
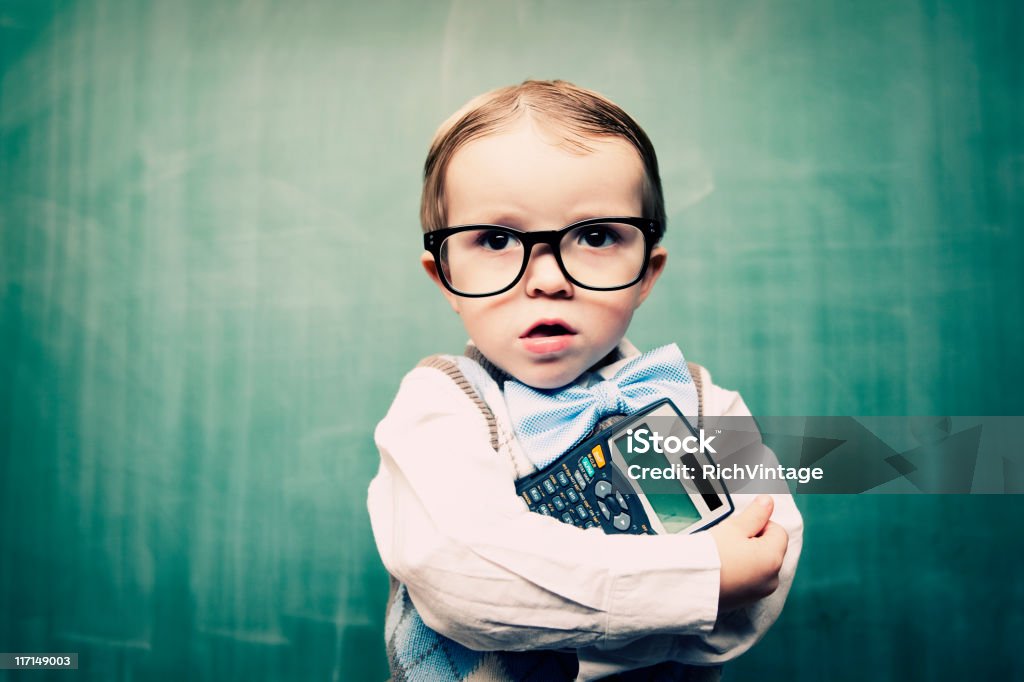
[509, 363, 584, 391]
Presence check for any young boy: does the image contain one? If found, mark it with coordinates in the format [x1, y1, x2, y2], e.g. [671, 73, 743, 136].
[368, 80, 803, 681]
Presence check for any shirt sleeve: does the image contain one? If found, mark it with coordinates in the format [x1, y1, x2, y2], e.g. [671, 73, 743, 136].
[576, 367, 805, 676]
[367, 365, 723, 652]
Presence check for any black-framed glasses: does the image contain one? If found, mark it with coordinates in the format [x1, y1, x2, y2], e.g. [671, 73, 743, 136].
[424, 217, 661, 297]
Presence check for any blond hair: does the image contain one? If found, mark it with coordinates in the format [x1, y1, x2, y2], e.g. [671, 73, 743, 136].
[420, 80, 666, 240]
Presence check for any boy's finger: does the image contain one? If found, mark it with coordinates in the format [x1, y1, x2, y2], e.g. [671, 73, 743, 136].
[734, 495, 773, 538]
[759, 521, 790, 557]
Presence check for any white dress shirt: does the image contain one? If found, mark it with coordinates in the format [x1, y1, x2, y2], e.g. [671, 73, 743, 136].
[367, 342, 803, 680]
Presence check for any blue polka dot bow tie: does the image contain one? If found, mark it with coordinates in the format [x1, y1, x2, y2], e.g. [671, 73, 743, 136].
[504, 343, 699, 468]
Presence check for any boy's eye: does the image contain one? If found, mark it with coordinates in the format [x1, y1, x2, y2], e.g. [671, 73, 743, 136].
[475, 229, 520, 251]
[577, 226, 620, 248]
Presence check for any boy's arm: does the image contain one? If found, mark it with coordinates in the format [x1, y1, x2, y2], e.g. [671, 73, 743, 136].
[367, 365, 723, 652]
[674, 374, 803, 663]
[577, 372, 804, 673]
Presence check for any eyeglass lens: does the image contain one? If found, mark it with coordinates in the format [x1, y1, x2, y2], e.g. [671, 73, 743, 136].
[439, 222, 646, 295]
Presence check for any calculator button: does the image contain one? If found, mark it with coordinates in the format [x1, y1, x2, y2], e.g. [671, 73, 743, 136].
[552, 496, 566, 511]
[605, 496, 621, 516]
[591, 444, 606, 468]
[542, 479, 556, 495]
[528, 487, 542, 503]
[574, 471, 586, 489]
[565, 489, 579, 503]
[584, 521, 595, 529]
[613, 513, 631, 531]
[597, 500, 611, 520]
[615, 491, 628, 510]
[537, 505, 551, 516]
[580, 457, 595, 478]
[560, 513, 573, 524]
[576, 505, 588, 519]
[595, 480, 612, 499]
[556, 472, 570, 487]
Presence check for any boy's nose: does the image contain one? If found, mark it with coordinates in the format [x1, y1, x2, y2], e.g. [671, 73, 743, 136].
[522, 245, 573, 298]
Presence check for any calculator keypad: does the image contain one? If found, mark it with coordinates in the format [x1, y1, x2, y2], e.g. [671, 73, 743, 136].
[516, 444, 647, 534]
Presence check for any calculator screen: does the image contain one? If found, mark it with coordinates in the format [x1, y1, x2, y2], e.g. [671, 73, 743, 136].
[614, 424, 701, 533]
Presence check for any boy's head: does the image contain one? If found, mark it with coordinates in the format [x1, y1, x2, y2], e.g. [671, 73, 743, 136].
[420, 80, 669, 390]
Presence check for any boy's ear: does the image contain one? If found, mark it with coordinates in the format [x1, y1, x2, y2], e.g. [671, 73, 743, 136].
[635, 245, 667, 307]
[420, 252, 461, 314]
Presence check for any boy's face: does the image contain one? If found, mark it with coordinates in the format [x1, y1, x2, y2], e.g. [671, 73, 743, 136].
[421, 119, 666, 389]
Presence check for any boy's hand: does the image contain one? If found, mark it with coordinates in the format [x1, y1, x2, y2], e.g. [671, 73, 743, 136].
[710, 495, 789, 612]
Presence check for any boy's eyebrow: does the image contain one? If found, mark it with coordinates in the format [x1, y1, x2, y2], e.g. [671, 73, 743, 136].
[485, 215, 526, 228]
[567, 203, 642, 223]
[448, 207, 527, 228]
[463, 211, 633, 229]
[567, 212, 622, 224]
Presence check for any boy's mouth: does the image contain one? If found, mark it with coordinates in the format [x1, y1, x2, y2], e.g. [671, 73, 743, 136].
[520, 319, 577, 339]
[520, 319, 577, 355]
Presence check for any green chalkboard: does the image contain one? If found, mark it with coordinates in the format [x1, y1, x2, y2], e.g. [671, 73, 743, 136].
[2, 1, 1022, 680]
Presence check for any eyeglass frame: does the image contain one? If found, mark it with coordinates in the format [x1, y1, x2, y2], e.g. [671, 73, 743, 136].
[423, 216, 663, 298]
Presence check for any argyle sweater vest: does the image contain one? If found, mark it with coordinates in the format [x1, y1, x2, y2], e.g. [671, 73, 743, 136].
[383, 347, 720, 682]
